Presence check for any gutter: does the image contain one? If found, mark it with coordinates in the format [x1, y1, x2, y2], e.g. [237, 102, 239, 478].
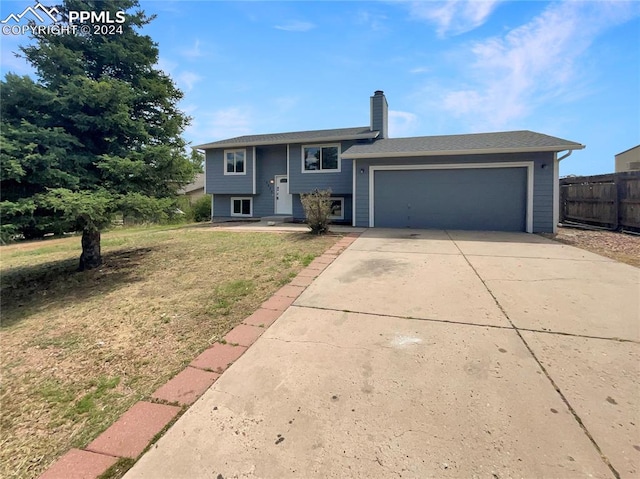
[342, 145, 585, 159]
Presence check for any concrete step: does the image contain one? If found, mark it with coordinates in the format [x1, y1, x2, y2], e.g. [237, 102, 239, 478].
[260, 216, 293, 224]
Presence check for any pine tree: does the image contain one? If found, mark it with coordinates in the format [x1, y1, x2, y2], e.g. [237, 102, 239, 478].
[0, 0, 195, 269]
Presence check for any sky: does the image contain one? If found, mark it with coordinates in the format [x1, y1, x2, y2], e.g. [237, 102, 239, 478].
[1, 1, 639, 176]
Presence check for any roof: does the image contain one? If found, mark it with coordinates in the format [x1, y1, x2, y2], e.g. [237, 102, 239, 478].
[178, 173, 204, 194]
[341, 130, 584, 159]
[193, 126, 378, 150]
[615, 145, 640, 157]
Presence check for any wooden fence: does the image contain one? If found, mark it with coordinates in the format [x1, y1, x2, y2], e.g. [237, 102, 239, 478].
[559, 171, 640, 231]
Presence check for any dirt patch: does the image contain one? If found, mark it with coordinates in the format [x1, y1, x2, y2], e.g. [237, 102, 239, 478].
[0, 226, 339, 479]
[542, 227, 640, 267]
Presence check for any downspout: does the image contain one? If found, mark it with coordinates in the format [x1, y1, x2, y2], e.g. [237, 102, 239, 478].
[553, 150, 573, 233]
[557, 150, 573, 162]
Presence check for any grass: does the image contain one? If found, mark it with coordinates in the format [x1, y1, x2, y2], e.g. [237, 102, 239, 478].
[0, 224, 338, 479]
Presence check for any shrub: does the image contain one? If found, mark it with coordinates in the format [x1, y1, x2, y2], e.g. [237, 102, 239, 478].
[300, 189, 332, 234]
[192, 195, 212, 222]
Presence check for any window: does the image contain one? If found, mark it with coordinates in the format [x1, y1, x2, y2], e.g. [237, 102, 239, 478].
[328, 197, 344, 220]
[302, 145, 340, 172]
[231, 197, 252, 217]
[225, 149, 246, 175]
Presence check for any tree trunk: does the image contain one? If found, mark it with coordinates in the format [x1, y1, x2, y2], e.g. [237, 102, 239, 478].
[78, 229, 102, 271]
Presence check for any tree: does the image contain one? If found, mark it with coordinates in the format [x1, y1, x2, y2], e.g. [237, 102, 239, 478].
[300, 189, 333, 235]
[0, 0, 195, 268]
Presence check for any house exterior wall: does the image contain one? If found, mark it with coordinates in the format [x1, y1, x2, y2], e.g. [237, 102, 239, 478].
[186, 188, 206, 204]
[205, 148, 255, 195]
[292, 194, 352, 223]
[288, 140, 356, 195]
[354, 152, 555, 232]
[615, 145, 640, 172]
[254, 145, 287, 217]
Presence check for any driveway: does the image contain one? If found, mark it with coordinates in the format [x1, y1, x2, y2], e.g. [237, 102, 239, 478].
[125, 229, 639, 479]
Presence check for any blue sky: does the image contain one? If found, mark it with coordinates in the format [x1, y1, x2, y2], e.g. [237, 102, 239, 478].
[1, 1, 639, 176]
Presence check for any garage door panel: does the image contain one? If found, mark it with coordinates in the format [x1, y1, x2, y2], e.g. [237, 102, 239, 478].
[374, 168, 526, 231]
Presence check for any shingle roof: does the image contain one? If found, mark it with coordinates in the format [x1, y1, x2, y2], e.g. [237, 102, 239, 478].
[341, 130, 584, 158]
[193, 126, 378, 150]
[178, 173, 204, 194]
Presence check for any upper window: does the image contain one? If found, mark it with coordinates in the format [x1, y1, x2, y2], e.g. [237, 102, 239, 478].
[302, 145, 340, 173]
[224, 149, 246, 175]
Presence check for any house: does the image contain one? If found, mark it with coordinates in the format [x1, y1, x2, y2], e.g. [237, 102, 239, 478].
[194, 91, 584, 233]
[178, 173, 206, 204]
[615, 145, 640, 173]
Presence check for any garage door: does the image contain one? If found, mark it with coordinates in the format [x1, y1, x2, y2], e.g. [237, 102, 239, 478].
[373, 167, 527, 231]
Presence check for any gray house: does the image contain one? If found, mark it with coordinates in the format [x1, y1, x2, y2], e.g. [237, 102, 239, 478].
[194, 91, 584, 233]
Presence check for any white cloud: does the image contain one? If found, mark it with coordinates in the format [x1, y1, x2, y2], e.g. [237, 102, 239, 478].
[407, 0, 501, 37]
[156, 58, 202, 92]
[389, 110, 419, 137]
[156, 57, 177, 76]
[274, 20, 315, 32]
[181, 40, 204, 59]
[409, 66, 430, 74]
[356, 10, 388, 31]
[176, 71, 202, 92]
[187, 107, 254, 146]
[435, 1, 640, 130]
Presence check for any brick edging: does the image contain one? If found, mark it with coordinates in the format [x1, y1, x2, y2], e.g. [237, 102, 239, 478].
[38, 232, 361, 479]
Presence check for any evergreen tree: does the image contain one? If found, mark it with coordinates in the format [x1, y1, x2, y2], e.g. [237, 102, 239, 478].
[0, 0, 195, 269]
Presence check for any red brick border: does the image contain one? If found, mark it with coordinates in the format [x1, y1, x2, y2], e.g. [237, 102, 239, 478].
[38, 231, 362, 479]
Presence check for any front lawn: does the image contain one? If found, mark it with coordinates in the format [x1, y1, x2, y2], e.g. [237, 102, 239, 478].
[0, 225, 338, 479]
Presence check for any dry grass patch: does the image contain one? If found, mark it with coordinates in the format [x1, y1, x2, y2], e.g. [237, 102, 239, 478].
[0, 225, 338, 479]
[543, 226, 640, 267]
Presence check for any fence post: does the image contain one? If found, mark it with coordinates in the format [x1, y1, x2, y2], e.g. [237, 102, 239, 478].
[613, 174, 620, 230]
[559, 180, 565, 224]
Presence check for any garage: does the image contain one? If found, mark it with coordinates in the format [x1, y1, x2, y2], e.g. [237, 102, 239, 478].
[372, 166, 528, 231]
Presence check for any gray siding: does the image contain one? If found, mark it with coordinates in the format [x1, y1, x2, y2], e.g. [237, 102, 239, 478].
[354, 152, 555, 232]
[205, 148, 254, 195]
[254, 145, 287, 217]
[292, 194, 352, 223]
[289, 141, 356, 195]
[212, 195, 231, 218]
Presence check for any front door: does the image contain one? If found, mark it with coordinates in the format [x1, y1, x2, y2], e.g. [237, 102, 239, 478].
[275, 175, 292, 214]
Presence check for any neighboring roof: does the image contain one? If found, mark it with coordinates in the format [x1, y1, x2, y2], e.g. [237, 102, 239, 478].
[341, 130, 585, 159]
[178, 173, 204, 194]
[615, 145, 640, 157]
[192, 126, 378, 150]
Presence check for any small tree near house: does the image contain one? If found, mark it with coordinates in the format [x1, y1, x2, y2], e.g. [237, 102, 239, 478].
[300, 189, 333, 235]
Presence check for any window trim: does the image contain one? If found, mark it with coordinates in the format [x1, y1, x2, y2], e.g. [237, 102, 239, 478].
[230, 197, 253, 217]
[328, 197, 345, 220]
[301, 144, 341, 173]
[224, 149, 247, 176]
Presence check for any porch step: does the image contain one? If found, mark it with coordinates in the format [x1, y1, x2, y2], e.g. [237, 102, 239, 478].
[260, 216, 293, 224]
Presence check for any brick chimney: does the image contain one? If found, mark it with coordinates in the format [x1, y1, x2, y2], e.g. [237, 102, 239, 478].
[370, 90, 388, 139]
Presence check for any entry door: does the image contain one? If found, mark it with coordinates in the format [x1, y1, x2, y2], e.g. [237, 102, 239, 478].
[275, 176, 292, 214]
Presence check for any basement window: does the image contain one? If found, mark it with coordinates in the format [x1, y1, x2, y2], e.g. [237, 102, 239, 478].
[329, 197, 344, 220]
[231, 197, 252, 217]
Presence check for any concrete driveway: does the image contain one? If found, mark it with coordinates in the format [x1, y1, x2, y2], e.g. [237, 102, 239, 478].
[125, 229, 639, 479]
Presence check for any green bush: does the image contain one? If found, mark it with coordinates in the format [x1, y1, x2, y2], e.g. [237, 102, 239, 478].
[192, 195, 212, 222]
[300, 189, 332, 235]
